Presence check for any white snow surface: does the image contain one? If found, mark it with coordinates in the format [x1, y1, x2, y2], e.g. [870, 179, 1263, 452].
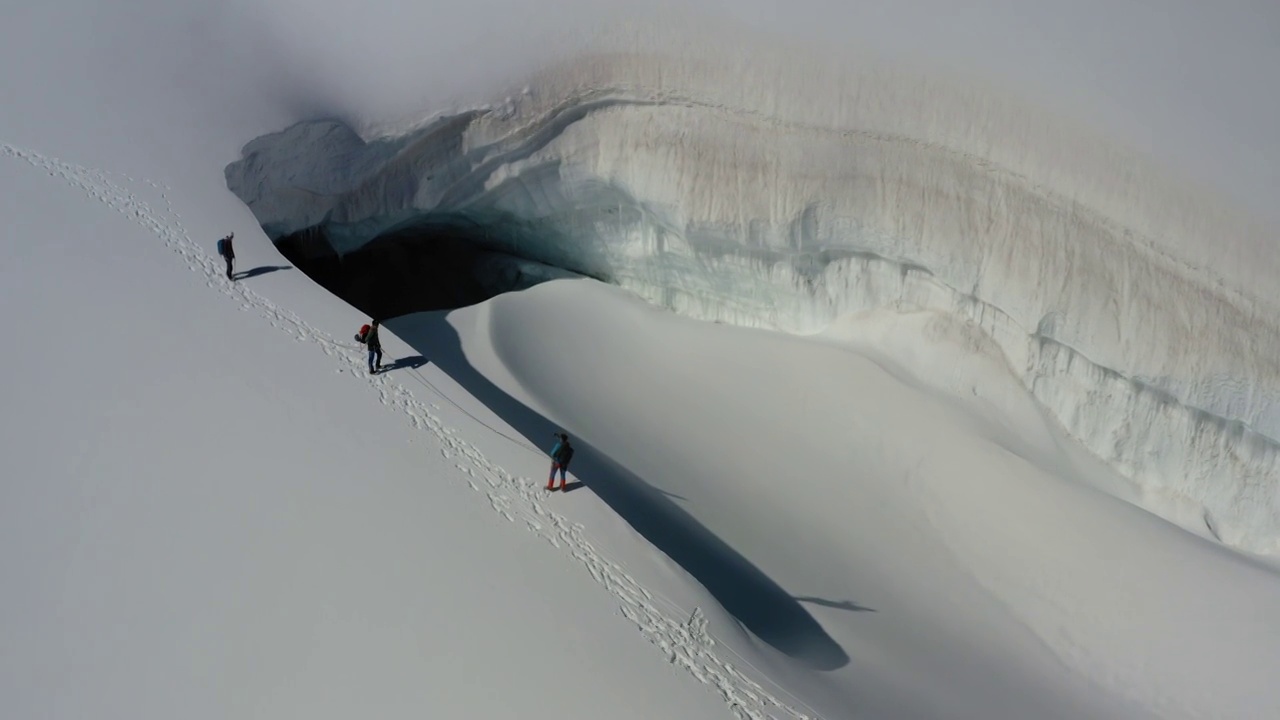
[5, 3, 1280, 720]
[228, 41, 1280, 554]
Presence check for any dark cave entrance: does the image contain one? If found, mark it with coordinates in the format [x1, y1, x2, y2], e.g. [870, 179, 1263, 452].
[272, 215, 570, 321]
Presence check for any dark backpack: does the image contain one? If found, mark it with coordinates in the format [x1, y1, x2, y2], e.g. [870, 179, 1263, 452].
[216, 238, 226, 256]
[559, 443, 574, 464]
[355, 324, 371, 343]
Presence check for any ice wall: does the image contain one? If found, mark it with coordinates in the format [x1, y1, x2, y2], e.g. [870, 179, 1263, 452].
[226, 46, 1280, 553]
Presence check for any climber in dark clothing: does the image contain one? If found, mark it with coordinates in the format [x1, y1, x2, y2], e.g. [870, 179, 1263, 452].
[216, 232, 235, 280]
[365, 320, 383, 374]
[546, 433, 574, 491]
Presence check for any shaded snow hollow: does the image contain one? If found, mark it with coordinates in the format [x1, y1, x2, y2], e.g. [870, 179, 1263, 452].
[227, 49, 1280, 554]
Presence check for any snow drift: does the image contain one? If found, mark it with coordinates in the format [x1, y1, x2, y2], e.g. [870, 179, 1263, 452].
[226, 45, 1280, 553]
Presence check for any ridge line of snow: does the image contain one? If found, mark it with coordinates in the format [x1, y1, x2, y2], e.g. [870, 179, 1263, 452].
[229, 78, 1280, 550]
[469, 84, 1264, 319]
[392, 83, 1280, 547]
[348, 66, 1265, 324]
[1, 141, 823, 720]
[478, 85, 1280, 444]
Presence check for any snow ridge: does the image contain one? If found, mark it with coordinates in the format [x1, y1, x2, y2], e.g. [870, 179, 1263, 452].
[1, 142, 818, 720]
[224, 50, 1280, 554]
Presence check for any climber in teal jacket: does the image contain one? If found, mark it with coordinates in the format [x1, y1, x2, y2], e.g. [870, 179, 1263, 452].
[546, 433, 574, 491]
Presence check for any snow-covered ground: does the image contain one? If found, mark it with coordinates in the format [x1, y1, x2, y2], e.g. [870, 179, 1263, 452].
[0, 145, 740, 720]
[4, 2, 1280, 719]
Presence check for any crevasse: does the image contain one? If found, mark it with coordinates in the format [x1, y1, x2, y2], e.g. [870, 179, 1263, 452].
[226, 49, 1280, 554]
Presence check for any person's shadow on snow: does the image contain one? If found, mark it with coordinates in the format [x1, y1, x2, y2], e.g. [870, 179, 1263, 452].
[233, 265, 292, 280]
[386, 310, 855, 672]
[379, 355, 428, 373]
[794, 596, 877, 613]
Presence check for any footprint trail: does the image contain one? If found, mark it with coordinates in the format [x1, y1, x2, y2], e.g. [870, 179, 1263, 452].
[1, 142, 825, 720]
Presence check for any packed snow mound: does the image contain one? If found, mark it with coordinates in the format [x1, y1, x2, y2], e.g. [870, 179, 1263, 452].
[226, 48, 1280, 553]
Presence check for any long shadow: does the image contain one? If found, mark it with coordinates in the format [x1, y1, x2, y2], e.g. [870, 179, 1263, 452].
[234, 265, 292, 280]
[795, 597, 877, 613]
[380, 355, 428, 373]
[386, 312, 852, 671]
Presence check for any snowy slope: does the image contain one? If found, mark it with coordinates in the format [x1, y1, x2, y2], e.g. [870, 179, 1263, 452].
[389, 277, 1280, 719]
[227, 41, 1280, 554]
[0, 147, 744, 719]
[5, 2, 1280, 720]
[0, 5, 790, 720]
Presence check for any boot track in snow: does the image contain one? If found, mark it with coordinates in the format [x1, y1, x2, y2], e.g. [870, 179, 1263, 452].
[1, 141, 824, 720]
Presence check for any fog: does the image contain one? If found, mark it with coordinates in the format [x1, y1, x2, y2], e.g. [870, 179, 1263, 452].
[239, 0, 1280, 226]
[2, 0, 1276, 225]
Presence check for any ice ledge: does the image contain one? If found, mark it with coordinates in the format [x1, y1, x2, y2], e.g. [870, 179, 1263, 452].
[226, 51, 1280, 553]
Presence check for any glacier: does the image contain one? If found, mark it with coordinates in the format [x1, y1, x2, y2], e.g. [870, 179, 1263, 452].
[226, 46, 1280, 554]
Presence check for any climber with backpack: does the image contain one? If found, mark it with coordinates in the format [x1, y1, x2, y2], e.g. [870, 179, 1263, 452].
[215, 232, 235, 280]
[356, 320, 383, 374]
[546, 433, 575, 491]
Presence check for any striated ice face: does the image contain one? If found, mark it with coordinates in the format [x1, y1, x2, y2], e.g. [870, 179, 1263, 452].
[227, 50, 1280, 554]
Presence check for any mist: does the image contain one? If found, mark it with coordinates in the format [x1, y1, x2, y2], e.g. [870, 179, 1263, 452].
[235, 0, 1280, 226]
[3, 0, 1276, 225]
